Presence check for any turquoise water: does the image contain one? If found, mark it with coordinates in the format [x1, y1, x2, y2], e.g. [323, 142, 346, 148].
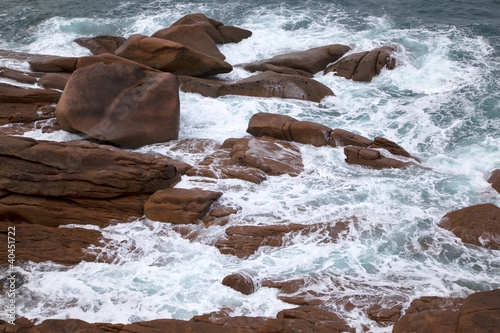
[1, 1, 500, 331]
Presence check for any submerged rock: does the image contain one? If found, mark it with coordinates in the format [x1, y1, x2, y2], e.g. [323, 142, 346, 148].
[240, 44, 351, 77]
[115, 34, 232, 76]
[55, 62, 180, 148]
[438, 203, 500, 250]
[144, 188, 223, 224]
[324, 46, 397, 82]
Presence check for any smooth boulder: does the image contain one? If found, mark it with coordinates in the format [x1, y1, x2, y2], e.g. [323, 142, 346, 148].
[144, 188, 223, 224]
[487, 169, 500, 194]
[438, 203, 500, 249]
[115, 34, 232, 76]
[344, 146, 410, 169]
[324, 46, 396, 82]
[152, 24, 226, 60]
[55, 62, 180, 148]
[240, 44, 351, 77]
[222, 273, 256, 295]
[74, 35, 126, 55]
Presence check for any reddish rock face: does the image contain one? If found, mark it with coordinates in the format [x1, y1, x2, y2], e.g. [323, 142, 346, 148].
[0, 82, 61, 104]
[74, 35, 126, 55]
[37, 72, 71, 90]
[439, 203, 500, 250]
[458, 289, 500, 333]
[115, 34, 232, 76]
[0, 193, 149, 227]
[0, 103, 55, 125]
[55, 62, 180, 148]
[487, 169, 500, 194]
[240, 44, 351, 77]
[152, 24, 226, 60]
[0, 222, 105, 267]
[222, 273, 256, 295]
[0, 135, 182, 198]
[324, 46, 396, 82]
[144, 188, 223, 224]
[170, 13, 252, 44]
[344, 146, 410, 169]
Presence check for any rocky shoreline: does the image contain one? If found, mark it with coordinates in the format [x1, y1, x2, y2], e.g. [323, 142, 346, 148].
[1, 12, 499, 333]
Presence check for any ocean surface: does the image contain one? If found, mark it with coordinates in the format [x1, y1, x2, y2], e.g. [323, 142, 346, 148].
[1, 0, 500, 331]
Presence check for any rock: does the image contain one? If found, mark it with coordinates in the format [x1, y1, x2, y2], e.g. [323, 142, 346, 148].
[144, 188, 223, 224]
[0, 135, 182, 198]
[330, 128, 372, 147]
[55, 62, 180, 148]
[0, 67, 41, 84]
[74, 35, 127, 55]
[119, 319, 241, 333]
[203, 205, 238, 227]
[487, 169, 500, 194]
[0, 82, 61, 104]
[274, 306, 356, 333]
[180, 71, 334, 102]
[245, 113, 297, 140]
[324, 46, 396, 82]
[216, 221, 350, 258]
[457, 289, 500, 333]
[438, 203, 500, 250]
[0, 222, 105, 266]
[229, 136, 303, 176]
[152, 24, 226, 60]
[0, 193, 149, 227]
[37, 72, 71, 90]
[240, 44, 351, 77]
[369, 136, 419, 161]
[0, 118, 60, 136]
[186, 136, 302, 183]
[393, 296, 465, 333]
[114, 34, 232, 76]
[366, 304, 403, 327]
[75, 53, 161, 73]
[0, 103, 55, 125]
[29, 55, 79, 72]
[0, 317, 34, 331]
[344, 146, 410, 169]
[222, 273, 256, 295]
[170, 13, 252, 44]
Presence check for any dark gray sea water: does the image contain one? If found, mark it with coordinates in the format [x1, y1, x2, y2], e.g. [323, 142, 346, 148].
[1, 1, 499, 331]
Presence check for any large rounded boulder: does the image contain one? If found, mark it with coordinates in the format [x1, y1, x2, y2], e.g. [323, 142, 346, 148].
[55, 62, 180, 148]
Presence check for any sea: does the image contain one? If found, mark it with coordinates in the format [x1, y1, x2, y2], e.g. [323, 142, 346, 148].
[1, 0, 500, 331]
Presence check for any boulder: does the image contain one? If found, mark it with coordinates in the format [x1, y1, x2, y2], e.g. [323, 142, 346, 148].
[0, 222, 105, 266]
[186, 136, 302, 183]
[0, 82, 61, 104]
[152, 24, 226, 60]
[115, 34, 232, 76]
[216, 221, 350, 258]
[74, 35, 126, 55]
[0, 118, 60, 136]
[0, 67, 41, 84]
[344, 146, 410, 169]
[330, 128, 372, 147]
[55, 62, 180, 148]
[324, 46, 396, 82]
[0, 103, 55, 125]
[170, 13, 252, 44]
[29, 55, 79, 72]
[222, 273, 256, 295]
[75, 53, 161, 72]
[458, 289, 500, 333]
[0, 135, 182, 198]
[179, 71, 334, 102]
[438, 203, 500, 249]
[144, 188, 223, 224]
[37, 72, 71, 90]
[245, 112, 297, 140]
[392, 296, 465, 333]
[487, 169, 500, 194]
[0, 193, 149, 227]
[240, 44, 351, 77]
[272, 306, 355, 333]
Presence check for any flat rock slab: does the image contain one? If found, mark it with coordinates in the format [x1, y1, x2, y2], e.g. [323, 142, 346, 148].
[0, 82, 61, 104]
[144, 188, 223, 224]
[0, 103, 55, 125]
[0, 135, 184, 198]
[0, 222, 105, 267]
[0, 193, 149, 227]
[439, 203, 500, 250]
